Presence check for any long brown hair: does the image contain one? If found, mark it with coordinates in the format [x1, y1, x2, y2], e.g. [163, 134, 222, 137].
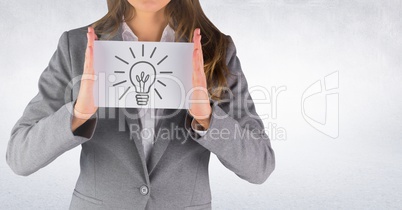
[91, 0, 229, 100]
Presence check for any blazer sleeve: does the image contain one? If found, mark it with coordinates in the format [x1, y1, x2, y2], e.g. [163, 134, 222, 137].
[185, 35, 275, 184]
[6, 31, 98, 176]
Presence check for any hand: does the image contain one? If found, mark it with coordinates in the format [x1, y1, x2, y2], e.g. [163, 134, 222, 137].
[188, 28, 212, 129]
[71, 27, 98, 132]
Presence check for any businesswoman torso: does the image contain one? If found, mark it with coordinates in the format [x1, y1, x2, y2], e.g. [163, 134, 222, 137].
[6, 0, 275, 209]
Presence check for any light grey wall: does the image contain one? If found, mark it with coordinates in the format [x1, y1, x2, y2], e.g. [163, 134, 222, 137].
[1, 0, 401, 209]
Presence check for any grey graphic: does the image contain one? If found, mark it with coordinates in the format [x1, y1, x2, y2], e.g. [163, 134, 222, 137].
[113, 45, 171, 106]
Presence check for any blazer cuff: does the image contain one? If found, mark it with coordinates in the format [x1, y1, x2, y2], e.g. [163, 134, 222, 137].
[71, 99, 98, 139]
[191, 118, 208, 136]
[61, 99, 97, 148]
[190, 103, 255, 154]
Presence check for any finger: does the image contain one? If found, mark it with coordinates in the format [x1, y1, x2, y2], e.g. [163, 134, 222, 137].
[194, 57, 207, 88]
[84, 27, 95, 75]
[192, 49, 204, 85]
[193, 48, 200, 77]
[197, 29, 202, 52]
[192, 28, 207, 86]
[193, 28, 197, 45]
[197, 38, 203, 74]
[88, 27, 95, 48]
[89, 26, 98, 41]
[193, 30, 202, 70]
[84, 41, 93, 74]
[84, 32, 90, 73]
[192, 28, 200, 74]
[87, 45, 94, 75]
[88, 27, 97, 75]
[195, 30, 204, 75]
[193, 28, 201, 50]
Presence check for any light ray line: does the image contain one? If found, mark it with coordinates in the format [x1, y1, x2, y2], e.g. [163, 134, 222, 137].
[115, 56, 129, 65]
[150, 47, 157, 58]
[154, 88, 162, 99]
[157, 55, 168, 65]
[119, 86, 131, 100]
[129, 47, 136, 59]
[157, 80, 166, 87]
[113, 80, 127, 86]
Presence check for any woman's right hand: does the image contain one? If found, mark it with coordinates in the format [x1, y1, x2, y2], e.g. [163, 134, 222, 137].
[71, 27, 99, 132]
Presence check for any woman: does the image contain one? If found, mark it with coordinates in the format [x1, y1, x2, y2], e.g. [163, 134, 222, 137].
[6, 0, 275, 209]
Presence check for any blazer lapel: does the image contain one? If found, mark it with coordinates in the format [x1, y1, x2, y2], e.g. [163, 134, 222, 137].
[122, 108, 152, 180]
[147, 109, 187, 175]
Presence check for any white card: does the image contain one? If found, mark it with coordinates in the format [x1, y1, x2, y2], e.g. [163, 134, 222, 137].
[93, 41, 194, 109]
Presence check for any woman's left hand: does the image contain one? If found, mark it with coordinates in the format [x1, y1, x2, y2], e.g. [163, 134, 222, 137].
[189, 28, 212, 129]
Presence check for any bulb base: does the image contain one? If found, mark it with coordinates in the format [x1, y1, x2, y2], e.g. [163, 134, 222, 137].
[136, 93, 149, 106]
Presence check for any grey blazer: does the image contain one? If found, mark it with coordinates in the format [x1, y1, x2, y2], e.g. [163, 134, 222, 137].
[6, 23, 275, 210]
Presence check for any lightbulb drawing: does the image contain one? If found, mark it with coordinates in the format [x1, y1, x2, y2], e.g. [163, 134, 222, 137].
[112, 44, 172, 106]
[130, 61, 156, 105]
